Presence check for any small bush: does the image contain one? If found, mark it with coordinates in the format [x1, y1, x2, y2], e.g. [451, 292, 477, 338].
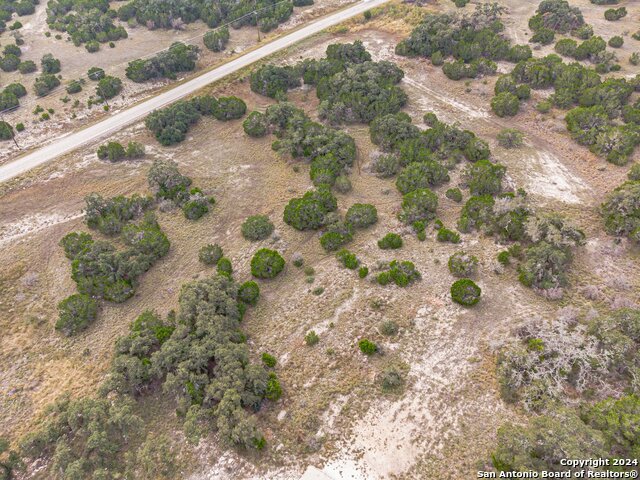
[213, 96, 246, 121]
[373, 154, 400, 178]
[399, 188, 438, 225]
[41, 53, 61, 74]
[66, 80, 83, 94]
[608, 36, 623, 48]
[336, 249, 359, 269]
[536, 101, 552, 113]
[450, 278, 481, 306]
[243, 111, 268, 137]
[379, 320, 399, 336]
[378, 233, 403, 250]
[497, 250, 510, 265]
[497, 129, 524, 149]
[445, 188, 463, 203]
[182, 195, 211, 220]
[55, 294, 98, 336]
[334, 175, 352, 194]
[216, 257, 232, 276]
[358, 266, 369, 278]
[199, 244, 223, 265]
[204, 26, 230, 52]
[292, 254, 304, 268]
[358, 339, 377, 355]
[448, 251, 478, 277]
[262, 353, 277, 368]
[377, 260, 420, 287]
[436, 227, 461, 244]
[305, 330, 319, 346]
[238, 281, 260, 305]
[18, 60, 37, 74]
[627, 164, 640, 181]
[0, 122, 14, 140]
[379, 365, 405, 392]
[604, 7, 626, 21]
[251, 248, 285, 278]
[88, 67, 105, 81]
[345, 203, 378, 229]
[241, 215, 274, 241]
[492, 92, 520, 117]
[320, 230, 352, 252]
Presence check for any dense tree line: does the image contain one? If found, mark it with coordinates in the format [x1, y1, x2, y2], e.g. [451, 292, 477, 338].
[145, 94, 246, 145]
[126, 42, 199, 82]
[21, 269, 277, 478]
[395, 5, 532, 80]
[97, 140, 145, 162]
[117, 0, 304, 33]
[250, 42, 407, 123]
[46, 0, 128, 49]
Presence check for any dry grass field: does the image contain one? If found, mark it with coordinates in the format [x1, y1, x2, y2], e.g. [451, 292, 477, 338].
[1, 0, 640, 479]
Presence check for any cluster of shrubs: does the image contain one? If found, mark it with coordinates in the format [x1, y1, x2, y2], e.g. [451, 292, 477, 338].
[204, 26, 230, 52]
[126, 42, 199, 83]
[319, 203, 378, 252]
[250, 64, 301, 99]
[118, 0, 302, 33]
[0, 0, 37, 29]
[396, 6, 532, 81]
[0, 40, 27, 73]
[601, 179, 640, 242]
[0, 120, 15, 140]
[0, 81, 26, 111]
[528, 0, 584, 45]
[97, 140, 145, 162]
[457, 189, 585, 292]
[244, 102, 356, 190]
[494, 53, 640, 163]
[553, 36, 610, 64]
[250, 42, 407, 123]
[46, 0, 128, 49]
[493, 307, 640, 471]
[145, 94, 246, 145]
[493, 395, 640, 472]
[376, 260, 420, 287]
[95, 75, 123, 100]
[148, 158, 214, 220]
[604, 6, 626, 21]
[25, 271, 278, 478]
[57, 213, 170, 334]
[84, 193, 153, 235]
[370, 111, 496, 237]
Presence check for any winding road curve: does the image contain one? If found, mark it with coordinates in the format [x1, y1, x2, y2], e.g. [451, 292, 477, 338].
[0, 0, 387, 183]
